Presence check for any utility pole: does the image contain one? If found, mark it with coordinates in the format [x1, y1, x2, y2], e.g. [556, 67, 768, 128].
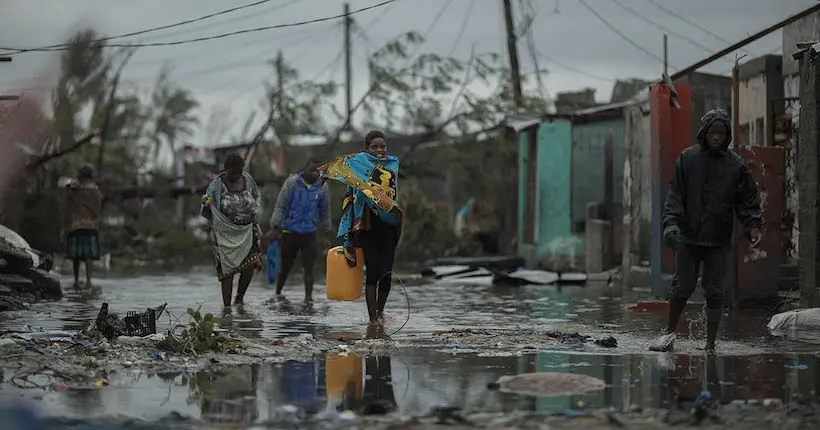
[502, 0, 523, 108]
[275, 50, 284, 115]
[795, 41, 820, 308]
[344, 3, 353, 127]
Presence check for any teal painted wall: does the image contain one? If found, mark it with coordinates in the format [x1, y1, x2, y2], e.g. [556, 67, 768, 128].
[518, 121, 585, 263]
[534, 122, 575, 258]
[570, 119, 626, 229]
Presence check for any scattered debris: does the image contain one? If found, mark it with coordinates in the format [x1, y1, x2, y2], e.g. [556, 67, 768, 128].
[95, 302, 167, 340]
[432, 327, 617, 352]
[487, 372, 606, 397]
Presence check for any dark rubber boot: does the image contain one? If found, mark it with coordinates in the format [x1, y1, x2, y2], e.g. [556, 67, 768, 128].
[705, 308, 722, 353]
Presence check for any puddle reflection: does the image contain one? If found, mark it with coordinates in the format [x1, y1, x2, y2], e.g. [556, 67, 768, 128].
[8, 348, 815, 424]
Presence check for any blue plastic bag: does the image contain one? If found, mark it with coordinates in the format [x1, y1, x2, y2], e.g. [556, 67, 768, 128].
[267, 241, 280, 284]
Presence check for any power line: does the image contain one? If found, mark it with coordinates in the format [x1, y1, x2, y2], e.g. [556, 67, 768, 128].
[643, 0, 734, 46]
[351, 0, 395, 43]
[610, 0, 733, 63]
[0, 25, 337, 91]
[129, 0, 305, 43]
[0, 0, 278, 54]
[330, 0, 451, 143]
[130, 22, 333, 67]
[533, 48, 616, 83]
[405, 0, 452, 59]
[520, 0, 549, 100]
[447, 0, 476, 57]
[1, 0, 396, 54]
[578, 0, 669, 66]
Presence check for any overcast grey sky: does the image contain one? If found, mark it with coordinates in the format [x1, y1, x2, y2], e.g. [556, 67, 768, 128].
[0, 0, 814, 146]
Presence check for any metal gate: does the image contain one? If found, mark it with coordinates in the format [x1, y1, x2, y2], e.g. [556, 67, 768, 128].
[733, 147, 784, 302]
[773, 98, 799, 263]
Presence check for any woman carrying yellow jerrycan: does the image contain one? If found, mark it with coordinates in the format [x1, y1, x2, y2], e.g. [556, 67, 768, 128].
[320, 130, 402, 327]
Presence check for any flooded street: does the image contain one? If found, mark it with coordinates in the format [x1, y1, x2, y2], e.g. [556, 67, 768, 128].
[2, 267, 820, 426]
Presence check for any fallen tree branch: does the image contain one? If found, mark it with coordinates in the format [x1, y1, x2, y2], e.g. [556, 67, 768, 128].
[27, 130, 100, 168]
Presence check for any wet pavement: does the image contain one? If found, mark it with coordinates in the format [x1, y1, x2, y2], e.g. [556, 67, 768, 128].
[1, 266, 820, 426]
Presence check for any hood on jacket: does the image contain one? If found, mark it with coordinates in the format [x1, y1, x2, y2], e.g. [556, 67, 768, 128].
[696, 107, 732, 151]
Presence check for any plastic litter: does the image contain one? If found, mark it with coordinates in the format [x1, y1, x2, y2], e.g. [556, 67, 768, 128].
[784, 364, 809, 370]
[768, 308, 820, 333]
[692, 390, 712, 422]
[95, 302, 167, 340]
[266, 241, 279, 284]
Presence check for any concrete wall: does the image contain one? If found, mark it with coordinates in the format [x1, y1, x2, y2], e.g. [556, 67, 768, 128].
[676, 72, 733, 140]
[570, 119, 625, 230]
[737, 55, 784, 148]
[783, 11, 820, 78]
[622, 102, 652, 287]
[782, 13, 818, 262]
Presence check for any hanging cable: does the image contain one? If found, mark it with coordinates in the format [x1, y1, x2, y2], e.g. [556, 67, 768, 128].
[533, 48, 615, 83]
[643, 0, 734, 46]
[0, 0, 278, 54]
[520, 0, 549, 101]
[611, 0, 733, 63]
[578, 0, 669, 67]
[350, 0, 396, 45]
[447, 0, 476, 57]
[132, 0, 304, 43]
[0, 24, 338, 92]
[0, 0, 397, 54]
[330, 0, 452, 141]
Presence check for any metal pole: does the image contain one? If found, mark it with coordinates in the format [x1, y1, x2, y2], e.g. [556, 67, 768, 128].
[663, 34, 668, 76]
[275, 50, 284, 115]
[668, 3, 820, 82]
[344, 3, 353, 126]
[502, 0, 523, 108]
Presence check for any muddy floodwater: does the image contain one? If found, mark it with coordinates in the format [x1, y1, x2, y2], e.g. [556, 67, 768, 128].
[1, 266, 819, 427]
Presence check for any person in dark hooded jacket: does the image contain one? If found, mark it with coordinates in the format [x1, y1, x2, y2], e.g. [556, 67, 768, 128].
[649, 107, 762, 354]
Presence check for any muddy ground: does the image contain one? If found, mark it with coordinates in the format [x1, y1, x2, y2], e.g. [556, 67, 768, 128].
[0, 329, 397, 391]
[21, 400, 820, 429]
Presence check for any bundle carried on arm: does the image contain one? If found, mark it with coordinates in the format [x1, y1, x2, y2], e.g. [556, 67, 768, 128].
[319, 152, 402, 267]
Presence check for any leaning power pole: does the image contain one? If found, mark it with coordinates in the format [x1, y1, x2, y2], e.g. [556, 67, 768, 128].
[275, 50, 285, 115]
[344, 3, 353, 128]
[502, 0, 523, 108]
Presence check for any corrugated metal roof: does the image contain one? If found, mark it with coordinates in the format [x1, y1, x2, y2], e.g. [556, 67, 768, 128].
[572, 88, 651, 116]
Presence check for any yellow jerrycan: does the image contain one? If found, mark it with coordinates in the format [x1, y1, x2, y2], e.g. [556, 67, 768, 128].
[325, 353, 362, 401]
[326, 246, 364, 301]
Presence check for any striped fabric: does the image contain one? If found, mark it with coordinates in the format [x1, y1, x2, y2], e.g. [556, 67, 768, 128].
[66, 229, 100, 261]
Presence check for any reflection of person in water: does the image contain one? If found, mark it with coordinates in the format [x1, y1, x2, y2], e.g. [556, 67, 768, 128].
[281, 360, 322, 413]
[360, 356, 397, 414]
[665, 354, 722, 409]
[195, 364, 260, 424]
[325, 354, 397, 414]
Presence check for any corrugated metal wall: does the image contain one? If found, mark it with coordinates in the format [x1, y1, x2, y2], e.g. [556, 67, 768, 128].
[570, 119, 626, 230]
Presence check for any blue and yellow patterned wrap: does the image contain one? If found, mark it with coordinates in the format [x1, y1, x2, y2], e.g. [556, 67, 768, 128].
[319, 152, 402, 266]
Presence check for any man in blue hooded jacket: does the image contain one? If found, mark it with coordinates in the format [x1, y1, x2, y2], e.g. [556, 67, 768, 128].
[650, 108, 762, 354]
[267, 159, 332, 301]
